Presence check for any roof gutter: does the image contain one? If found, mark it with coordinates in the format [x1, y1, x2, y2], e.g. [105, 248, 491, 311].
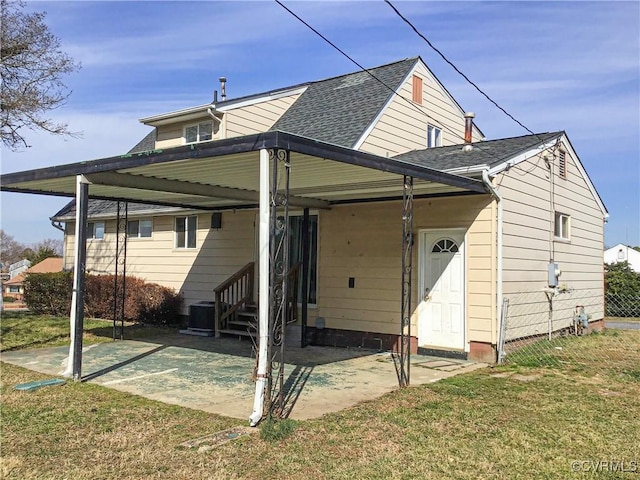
[482, 169, 503, 362]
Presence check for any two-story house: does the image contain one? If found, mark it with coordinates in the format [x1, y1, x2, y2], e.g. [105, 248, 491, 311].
[2, 57, 608, 367]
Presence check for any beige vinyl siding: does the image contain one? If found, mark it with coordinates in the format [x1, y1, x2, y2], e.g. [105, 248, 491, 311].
[65, 211, 256, 314]
[64, 194, 497, 342]
[316, 195, 495, 344]
[498, 140, 605, 331]
[155, 120, 222, 149]
[154, 93, 301, 149]
[224, 94, 301, 137]
[358, 63, 483, 157]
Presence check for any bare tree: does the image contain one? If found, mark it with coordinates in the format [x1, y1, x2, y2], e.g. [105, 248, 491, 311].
[1, 0, 80, 150]
[0, 229, 25, 267]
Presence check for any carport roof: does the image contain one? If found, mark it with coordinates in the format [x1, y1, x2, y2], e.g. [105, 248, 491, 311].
[1, 131, 487, 215]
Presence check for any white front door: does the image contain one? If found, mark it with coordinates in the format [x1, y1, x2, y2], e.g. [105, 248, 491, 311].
[418, 230, 465, 350]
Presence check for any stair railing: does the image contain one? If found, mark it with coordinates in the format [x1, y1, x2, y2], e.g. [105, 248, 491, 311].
[214, 262, 255, 333]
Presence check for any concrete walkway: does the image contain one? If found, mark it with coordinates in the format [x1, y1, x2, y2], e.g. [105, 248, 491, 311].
[1, 334, 486, 420]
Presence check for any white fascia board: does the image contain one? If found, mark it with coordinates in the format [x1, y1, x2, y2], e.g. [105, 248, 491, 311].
[444, 164, 489, 176]
[557, 132, 608, 218]
[139, 104, 214, 126]
[55, 206, 195, 222]
[352, 63, 417, 150]
[353, 58, 484, 150]
[216, 86, 307, 112]
[487, 137, 561, 177]
[140, 86, 308, 126]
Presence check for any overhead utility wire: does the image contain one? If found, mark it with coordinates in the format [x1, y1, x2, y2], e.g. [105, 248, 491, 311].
[384, 0, 537, 138]
[274, 0, 498, 165]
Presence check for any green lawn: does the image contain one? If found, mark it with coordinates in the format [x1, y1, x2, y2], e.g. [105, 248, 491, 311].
[1, 312, 639, 479]
[0, 311, 176, 352]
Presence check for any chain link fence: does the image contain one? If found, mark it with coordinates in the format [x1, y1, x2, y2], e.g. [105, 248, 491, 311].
[499, 289, 640, 376]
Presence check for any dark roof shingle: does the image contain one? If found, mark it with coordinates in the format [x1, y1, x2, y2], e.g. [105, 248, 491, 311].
[271, 57, 419, 148]
[393, 132, 563, 171]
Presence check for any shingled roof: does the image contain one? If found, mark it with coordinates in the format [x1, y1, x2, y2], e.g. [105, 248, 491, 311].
[393, 132, 563, 171]
[271, 57, 419, 148]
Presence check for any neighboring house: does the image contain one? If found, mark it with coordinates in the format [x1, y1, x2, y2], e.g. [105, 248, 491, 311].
[8, 259, 31, 279]
[604, 244, 640, 272]
[2, 56, 608, 363]
[3, 257, 63, 301]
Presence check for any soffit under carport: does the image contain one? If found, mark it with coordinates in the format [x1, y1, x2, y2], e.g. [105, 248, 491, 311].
[0, 131, 487, 210]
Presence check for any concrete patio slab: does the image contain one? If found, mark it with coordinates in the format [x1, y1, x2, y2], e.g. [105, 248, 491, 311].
[1, 334, 486, 420]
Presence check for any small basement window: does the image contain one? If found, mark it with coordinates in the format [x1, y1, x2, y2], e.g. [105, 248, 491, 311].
[87, 221, 105, 240]
[427, 125, 442, 148]
[127, 219, 153, 238]
[554, 212, 570, 240]
[184, 121, 214, 144]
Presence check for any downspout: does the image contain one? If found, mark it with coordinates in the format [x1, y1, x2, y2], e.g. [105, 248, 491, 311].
[206, 108, 223, 139]
[482, 169, 503, 360]
[50, 219, 66, 270]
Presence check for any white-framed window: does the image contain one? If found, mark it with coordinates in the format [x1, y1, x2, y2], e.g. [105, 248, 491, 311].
[8, 285, 21, 293]
[175, 215, 197, 249]
[288, 213, 319, 305]
[87, 221, 105, 240]
[184, 121, 214, 144]
[427, 125, 442, 148]
[554, 212, 570, 240]
[127, 219, 153, 238]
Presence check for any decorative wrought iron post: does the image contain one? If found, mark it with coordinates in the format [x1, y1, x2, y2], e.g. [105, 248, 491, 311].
[399, 175, 414, 387]
[266, 148, 291, 418]
[113, 201, 128, 340]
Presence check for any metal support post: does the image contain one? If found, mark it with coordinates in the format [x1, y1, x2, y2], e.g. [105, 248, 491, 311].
[301, 208, 310, 348]
[69, 175, 89, 381]
[399, 175, 414, 387]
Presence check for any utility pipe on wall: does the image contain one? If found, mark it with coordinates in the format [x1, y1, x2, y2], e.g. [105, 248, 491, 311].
[250, 148, 271, 426]
[482, 169, 503, 353]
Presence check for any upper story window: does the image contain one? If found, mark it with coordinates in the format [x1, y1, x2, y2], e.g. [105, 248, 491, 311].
[184, 121, 213, 144]
[175, 215, 197, 249]
[127, 219, 153, 238]
[427, 125, 442, 148]
[558, 150, 567, 179]
[87, 221, 105, 240]
[412, 75, 423, 104]
[554, 212, 570, 240]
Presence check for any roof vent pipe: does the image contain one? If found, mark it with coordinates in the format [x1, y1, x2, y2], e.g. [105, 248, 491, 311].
[219, 77, 227, 101]
[213, 90, 218, 103]
[462, 112, 475, 152]
[464, 112, 475, 144]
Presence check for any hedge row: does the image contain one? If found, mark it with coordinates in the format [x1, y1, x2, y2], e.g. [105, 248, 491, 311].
[23, 272, 182, 325]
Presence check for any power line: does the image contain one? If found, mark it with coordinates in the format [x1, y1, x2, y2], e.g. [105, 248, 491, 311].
[384, 0, 537, 137]
[274, 0, 554, 178]
[274, 0, 495, 162]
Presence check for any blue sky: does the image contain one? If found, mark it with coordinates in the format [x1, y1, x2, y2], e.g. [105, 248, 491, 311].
[1, 1, 638, 248]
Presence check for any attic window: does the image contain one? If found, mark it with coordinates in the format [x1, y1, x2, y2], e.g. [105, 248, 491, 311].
[558, 150, 567, 178]
[184, 121, 214, 144]
[427, 125, 442, 148]
[412, 75, 423, 104]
